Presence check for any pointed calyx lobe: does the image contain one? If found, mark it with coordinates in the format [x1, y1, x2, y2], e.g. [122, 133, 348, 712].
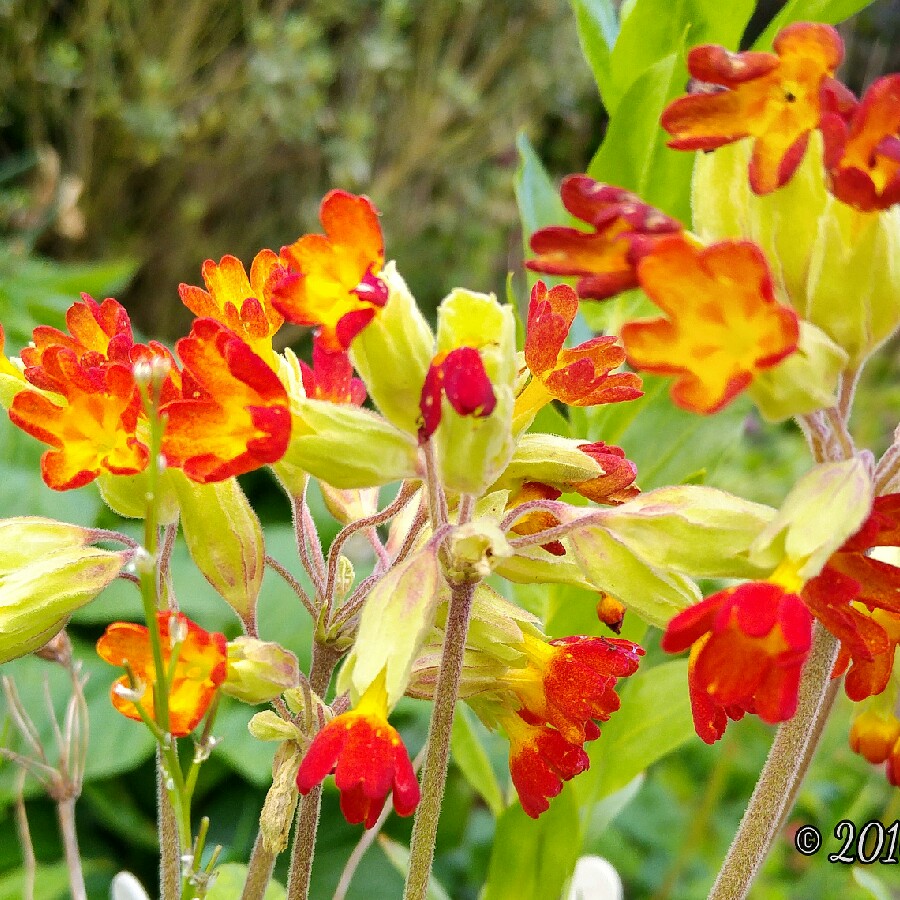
[527, 177, 682, 300]
[661, 22, 844, 194]
[270, 190, 388, 352]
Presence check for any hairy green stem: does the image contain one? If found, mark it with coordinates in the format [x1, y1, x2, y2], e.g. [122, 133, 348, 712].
[285, 644, 341, 900]
[241, 831, 276, 900]
[158, 757, 181, 900]
[708, 623, 840, 900]
[403, 578, 476, 900]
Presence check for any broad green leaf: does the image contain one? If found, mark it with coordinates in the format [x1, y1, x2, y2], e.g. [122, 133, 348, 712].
[577, 659, 693, 801]
[451, 704, 504, 816]
[853, 867, 894, 900]
[588, 52, 694, 224]
[378, 836, 453, 900]
[754, 0, 878, 50]
[604, 0, 755, 114]
[570, 0, 618, 103]
[544, 582, 648, 647]
[483, 783, 581, 900]
[82, 782, 159, 850]
[583, 773, 644, 842]
[0, 861, 102, 900]
[568, 374, 749, 491]
[206, 863, 286, 899]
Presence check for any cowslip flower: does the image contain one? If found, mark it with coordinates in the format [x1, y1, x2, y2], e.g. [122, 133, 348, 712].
[299, 338, 366, 406]
[295, 674, 419, 828]
[514, 281, 642, 428]
[822, 74, 900, 212]
[418, 346, 496, 443]
[178, 251, 285, 362]
[661, 22, 845, 194]
[526, 177, 682, 300]
[850, 709, 900, 767]
[500, 633, 643, 744]
[96, 612, 228, 737]
[661, 578, 813, 743]
[161, 318, 291, 482]
[620, 236, 799, 414]
[803, 494, 900, 701]
[271, 190, 388, 352]
[501, 712, 591, 819]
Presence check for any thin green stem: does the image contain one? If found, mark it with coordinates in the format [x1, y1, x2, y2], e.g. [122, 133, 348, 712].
[708, 623, 840, 900]
[285, 644, 342, 900]
[241, 831, 277, 900]
[56, 798, 87, 900]
[402, 578, 476, 900]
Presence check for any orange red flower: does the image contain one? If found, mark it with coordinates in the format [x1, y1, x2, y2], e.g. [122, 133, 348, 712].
[822, 74, 900, 212]
[300, 338, 366, 406]
[271, 190, 388, 352]
[661, 581, 813, 743]
[850, 709, 900, 766]
[661, 22, 845, 194]
[803, 494, 900, 701]
[295, 676, 419, 828]
[519, 281, 643, 418]
[526, 177, 681, 300]
[161, 318, 291, 483]
[418, 346, 496, 443]
[620, 237, 799, 414]
[96, 612, 227, 737]
[179, 251, 285, 360]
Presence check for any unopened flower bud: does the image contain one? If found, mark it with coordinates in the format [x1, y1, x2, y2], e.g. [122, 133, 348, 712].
[850, 709, 900, 765]
[336, 555, 355, 601]
[248, 710, 303, 742]
[221, 637, 300, 704]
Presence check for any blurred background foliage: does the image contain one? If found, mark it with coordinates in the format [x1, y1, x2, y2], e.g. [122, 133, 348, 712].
[1, 0, 900, 898]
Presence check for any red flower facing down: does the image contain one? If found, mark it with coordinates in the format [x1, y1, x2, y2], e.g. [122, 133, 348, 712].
[271, 191, 388, 352]
[179, 251, 286, 360]
[804, 494, 900, 701]
[822, 74, 900, 212]
[661, 22, 845, 194]
[574, 442, 640, 505]
[295, 676, 419, 828]
[517, 281, 643, 423]
[662, 580, 813, 743]
[621, 236, 799, 414]
[300, 338, 366, 406]
[501, 633, 643, 745]
[96, 612, 228, 737]
[503, 713, 591, 818]
[161, 318, 291, 482]
[527, 177, 682, 300]
[418, 346, 496, 443]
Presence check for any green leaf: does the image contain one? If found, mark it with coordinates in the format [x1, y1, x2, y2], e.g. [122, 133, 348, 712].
[483, 783, 582, 900]
[605, 0, 754, 115]
[568, 374, 749, 490]
[451, 704, 504, 816]
[754, 0, 878, 50]
[206, 863, 286, 899]
[853, 867, 894, 900]
[377, 836, 453, 900]
[588, 52, 694, 224]
[0, 860, 102, 900]
[576, 659, 694, 801]
[570, 0, 618, 103]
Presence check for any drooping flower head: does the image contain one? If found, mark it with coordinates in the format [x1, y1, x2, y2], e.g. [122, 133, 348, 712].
[96, 612, 228, 737]
[661, 22, 845, 194]
[662, 577, 813, 743]
[526, 177, 682, 300]
[271, 191, 388, 352]
[803, 494, 900, 701]
[501, 713, 591, 819]
[295, 673, 419, 828]
[500, 633, 643, 745]
[514, 281, 643, 428]
[620, 236, 800, 414]
[418, 346, 496, 443]
[179, 251, 286, 362]
[822, 74, 900, 212]
[300, 337, 366, 406]
[161, 318, 292, 482]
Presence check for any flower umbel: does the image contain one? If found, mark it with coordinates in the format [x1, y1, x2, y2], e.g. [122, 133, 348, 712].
[295, 673, 420, 828]
[96, 612, 228, 737]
